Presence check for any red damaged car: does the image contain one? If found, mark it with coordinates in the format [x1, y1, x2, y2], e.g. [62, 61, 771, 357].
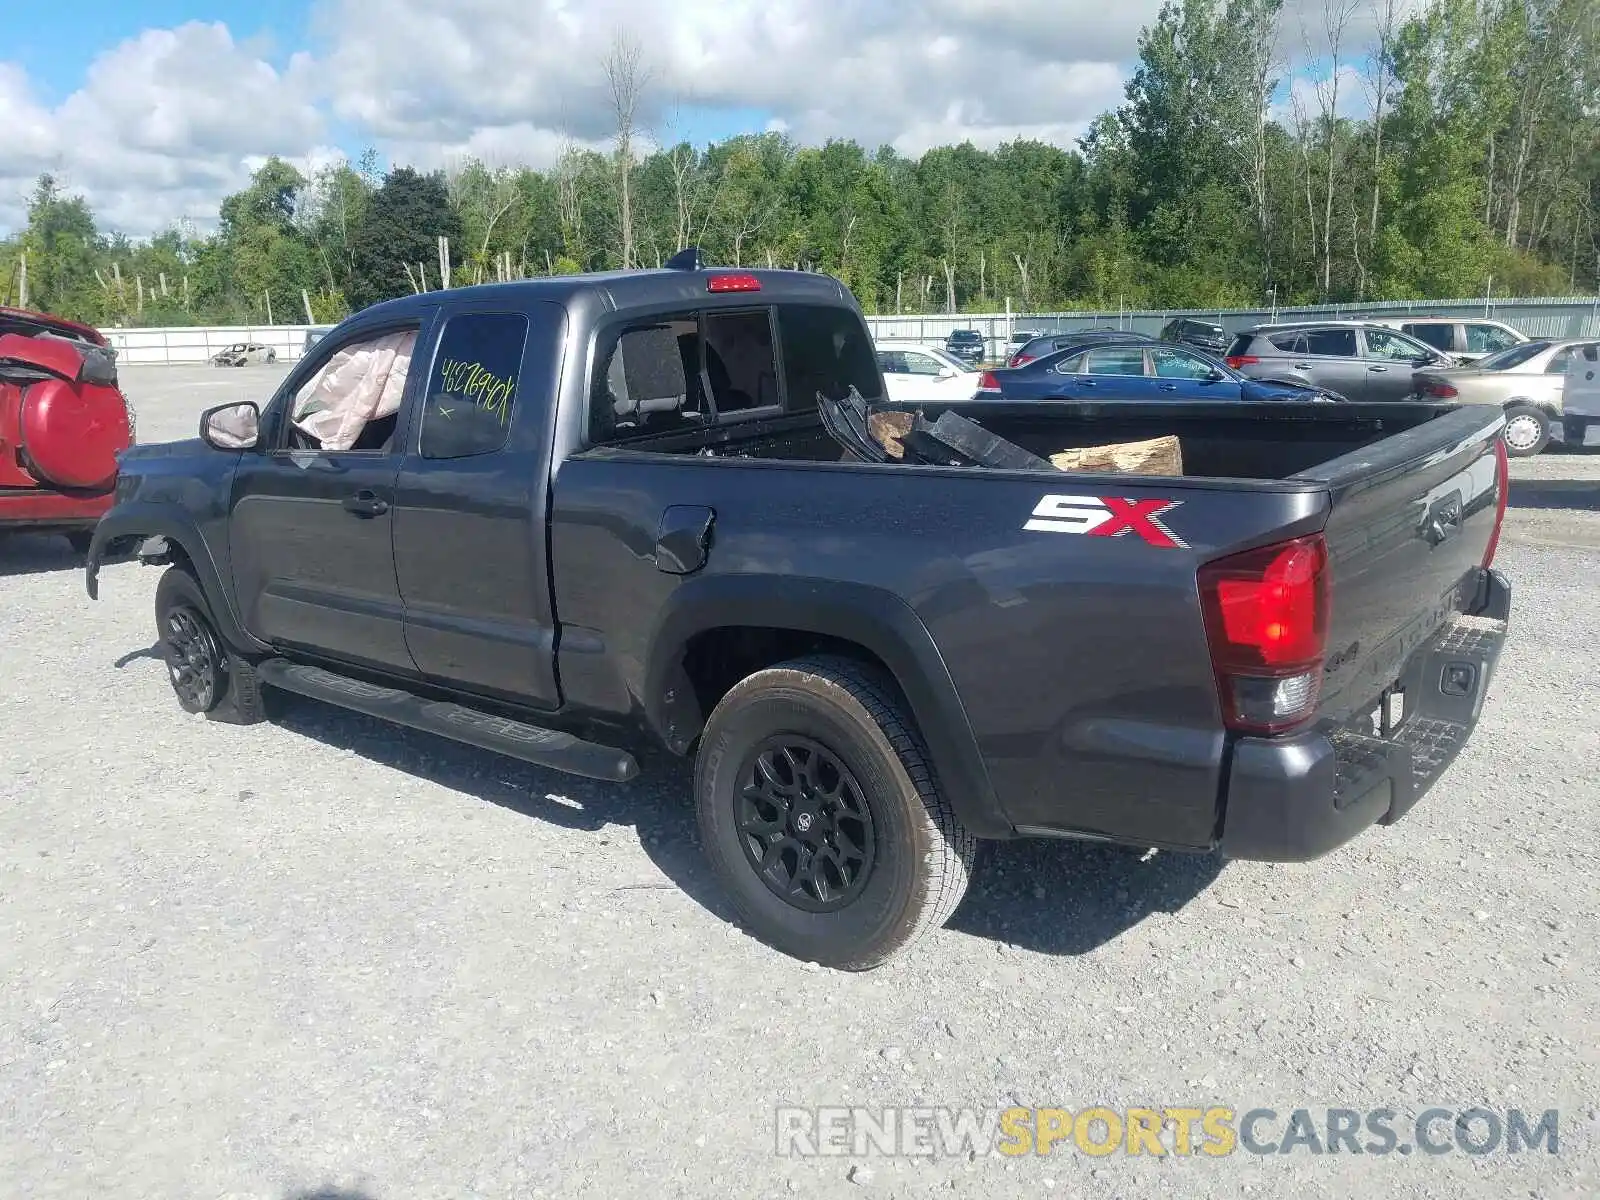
[0, 307, 134, 553]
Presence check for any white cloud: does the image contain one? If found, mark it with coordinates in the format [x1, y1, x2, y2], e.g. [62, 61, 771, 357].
[0, 22, 325, 236]
[0, 0, 1415, 240]
[315, 0, 1141, 159]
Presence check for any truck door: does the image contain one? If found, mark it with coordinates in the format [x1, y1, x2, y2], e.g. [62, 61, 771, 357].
[228, 318, 428, 675]
[392, 300, 567, 710]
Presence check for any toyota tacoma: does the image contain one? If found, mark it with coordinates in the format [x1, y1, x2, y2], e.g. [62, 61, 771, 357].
[86, 257, 1512, 969]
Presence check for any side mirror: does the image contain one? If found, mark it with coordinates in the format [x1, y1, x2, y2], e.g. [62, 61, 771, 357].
[201, 401, 261, 450]
[1206, 367, 1227, 381]
[937, 366, 958, 380]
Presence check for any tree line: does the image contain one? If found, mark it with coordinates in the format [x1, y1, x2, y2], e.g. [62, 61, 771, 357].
[2, 0, 1595, 329]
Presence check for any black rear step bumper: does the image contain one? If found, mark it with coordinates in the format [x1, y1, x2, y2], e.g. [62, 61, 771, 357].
[1219, 570, 1510, 863]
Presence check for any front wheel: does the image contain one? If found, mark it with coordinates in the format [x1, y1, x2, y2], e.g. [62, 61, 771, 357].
[694, 656, 975, 970]
[1502, 403, 1550, 457]
[154, 567, 271, 724]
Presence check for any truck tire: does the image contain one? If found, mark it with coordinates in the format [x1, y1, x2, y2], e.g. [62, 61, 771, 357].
[1502, 402, 1550, 457]
[154, 566, 270, 725]
[694, 655, 975, 970]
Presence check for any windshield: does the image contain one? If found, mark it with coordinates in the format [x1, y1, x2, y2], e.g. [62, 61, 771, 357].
[1476, 341, 1550, 371]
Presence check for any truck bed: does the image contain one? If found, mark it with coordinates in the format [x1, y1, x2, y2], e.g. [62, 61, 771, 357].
[631, 398, 1458, 482]
[567, 397, 1505, 852]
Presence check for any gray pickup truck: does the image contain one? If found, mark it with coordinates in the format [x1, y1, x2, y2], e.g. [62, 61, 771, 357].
[87, 257, 1513, 969]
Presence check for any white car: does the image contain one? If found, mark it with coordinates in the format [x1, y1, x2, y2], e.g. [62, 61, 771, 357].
[874, 339, 982, 404]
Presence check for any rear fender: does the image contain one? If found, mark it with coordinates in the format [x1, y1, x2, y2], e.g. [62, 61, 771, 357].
[642, 574, 1011, 838]
[85, 502, 265, 654]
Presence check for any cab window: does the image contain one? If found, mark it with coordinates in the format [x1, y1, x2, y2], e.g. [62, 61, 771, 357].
[282, 325, 419, 453]
[420, 313, 528, 459]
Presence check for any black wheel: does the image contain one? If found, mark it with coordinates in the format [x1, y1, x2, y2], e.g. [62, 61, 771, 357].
[695, 656, 975, 970]
[154, 567, 271, 724]
[65, 530, 93, 556]
[1502, 403, 1550, 457]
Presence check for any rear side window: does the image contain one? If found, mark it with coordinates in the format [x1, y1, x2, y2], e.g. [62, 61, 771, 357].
[1266, 332, 1304, 352]
[1227, 333, 1258, 356]
[593, 317, 703, 443]
[777, 303, 882, 410]
[1403, 323, 1456, 352]
[1304, 329, 1357, 357]
[1082, 346, 1146, 376]
[421, 313, 528, 459]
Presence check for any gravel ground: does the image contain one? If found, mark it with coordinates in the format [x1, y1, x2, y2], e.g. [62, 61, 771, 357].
[2, 365, 1597, 1199]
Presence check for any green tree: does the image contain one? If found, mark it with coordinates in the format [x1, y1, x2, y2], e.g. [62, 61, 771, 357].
[348, 167, 463, 311]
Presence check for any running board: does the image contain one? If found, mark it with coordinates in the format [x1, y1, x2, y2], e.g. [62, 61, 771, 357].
[255, 658, 639, 783]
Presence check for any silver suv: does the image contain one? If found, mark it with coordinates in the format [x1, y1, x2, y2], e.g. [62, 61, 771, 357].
[1359, 316, 1526, 363]
[1224, 321, 1455, 402]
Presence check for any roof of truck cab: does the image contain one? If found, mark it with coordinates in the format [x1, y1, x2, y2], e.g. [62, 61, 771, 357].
[351, 267, 854, 323]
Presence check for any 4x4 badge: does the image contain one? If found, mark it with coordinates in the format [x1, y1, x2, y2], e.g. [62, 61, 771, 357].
[1024, 494, 1189, 549]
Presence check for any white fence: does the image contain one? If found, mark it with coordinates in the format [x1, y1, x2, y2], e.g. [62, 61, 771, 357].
[103, 324, 337, 365]
[103, 293, 1600, 366]
[865, 296, 1600, 361]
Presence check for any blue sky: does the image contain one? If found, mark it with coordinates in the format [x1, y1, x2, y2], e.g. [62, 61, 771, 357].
[14, 0, 309, 102]
[0, 0, 1365, 237]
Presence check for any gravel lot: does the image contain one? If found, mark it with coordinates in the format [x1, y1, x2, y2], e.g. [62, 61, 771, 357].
[2, 364, 1596, 1199]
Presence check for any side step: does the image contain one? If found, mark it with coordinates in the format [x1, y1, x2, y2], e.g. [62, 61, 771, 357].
[255, 658, 639, 783]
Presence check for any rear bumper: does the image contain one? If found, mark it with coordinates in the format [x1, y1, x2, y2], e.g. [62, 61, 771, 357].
[0, 488, 113, 532]
[1219, 569, 1511, 862]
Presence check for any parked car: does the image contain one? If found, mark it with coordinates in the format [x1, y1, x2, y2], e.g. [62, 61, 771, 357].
[978, 339, 1344, 403]
[1159, 318, 1229, 354]
[1008, 328, 1152, 367]
[1413, 337, 1599, 456]
[943, 328, 987, 364]
[1562, 342, 1600, 449]
[211, 342, 278, 367]
[88, 260, 1512, 970]
[874, 339, 981, 404]
[1006, 329, 1042, 352]
[1361, 316, 1527, 363]
[1224, 321, 1454, 402]
[0, 307, 135, 553]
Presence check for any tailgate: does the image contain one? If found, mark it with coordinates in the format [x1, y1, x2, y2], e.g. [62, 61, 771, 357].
[1296, 404, 1506, 724]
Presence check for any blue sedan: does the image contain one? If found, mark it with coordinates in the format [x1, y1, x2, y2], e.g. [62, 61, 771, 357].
[976, 340, 1345, 403]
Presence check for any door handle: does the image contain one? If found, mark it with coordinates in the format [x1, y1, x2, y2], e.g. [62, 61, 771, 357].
[1158, 383, 1179, 391]
[1292, 362, 1311, 369]
[342, 490, 390, 517]
[656, 505, 715, 575]
[1367, 365, 1389, 372]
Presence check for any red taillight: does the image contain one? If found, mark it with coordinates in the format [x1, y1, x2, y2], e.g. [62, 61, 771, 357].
[1422, 380, 1459, 399]
[1481, 435, 1510, 570]
[977, 370, 1001, 391]
[1198, 534, 1330, 734]
[1224, 355, 1259, 370]
[706, 273, 761, 293]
